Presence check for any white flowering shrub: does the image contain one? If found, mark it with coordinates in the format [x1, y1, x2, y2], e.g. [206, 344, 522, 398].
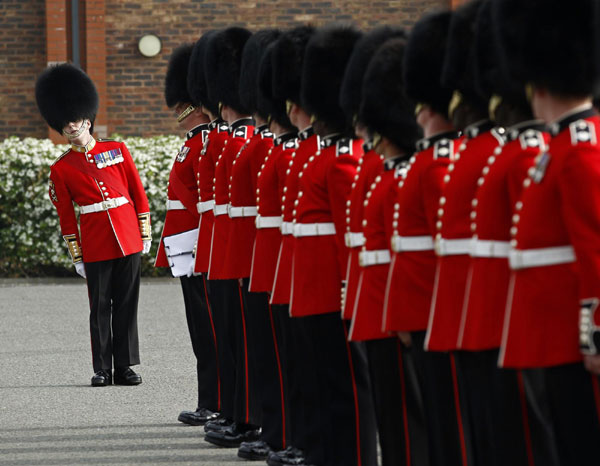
[0, 135, 183, 277]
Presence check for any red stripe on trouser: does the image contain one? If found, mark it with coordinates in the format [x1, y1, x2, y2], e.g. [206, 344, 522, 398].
[238, 282, 250, 423]
[591, 375, 600, 425]
[449, 353, 468, 466]
[268, 303, 287, 449]
[342, 324, 362, 466]
[203, 275, 221, 411]
[396, 340, 412, 466]
[516, 370, 536, 466]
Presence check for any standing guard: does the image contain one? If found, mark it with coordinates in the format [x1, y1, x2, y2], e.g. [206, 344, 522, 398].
[494, 0, 600, 463]
[37, 63, 150, 387]
[158, 44, 220, 426]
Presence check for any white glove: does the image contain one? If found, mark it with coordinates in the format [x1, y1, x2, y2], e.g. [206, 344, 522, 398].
[75, 262, 86, 279]
[187, 258, 195, 277]
[142, 240, 152, 254]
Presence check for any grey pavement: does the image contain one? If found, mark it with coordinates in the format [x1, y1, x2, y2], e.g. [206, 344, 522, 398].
[0, 278, 245, 465]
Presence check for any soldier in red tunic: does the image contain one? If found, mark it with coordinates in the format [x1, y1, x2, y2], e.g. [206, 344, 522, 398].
[267, 26, 320, 466]
[291, 24, 377, 466]
[347, 36, 424, 466]
[202, 27, 262, 447]
[157, 44, 220, 427]
[454, 3, 551, 465]
[493, 0, 600, 463]
[382, 10, 464, 466]
[36, 64, 150, 387]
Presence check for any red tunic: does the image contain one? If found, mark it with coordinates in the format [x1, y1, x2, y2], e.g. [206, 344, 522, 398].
[382, 133, 461, 333]
[426, 123, 505, 351]
[49, 139, 150, 263]
[342, 146, 384, 320]
[249, 134, 297, 292]
[155, 124, 207, 268]
[349, 159, 403, 341]
[208, 118, 255, 280]
[270, 128, 319, 304]
[500, 109, 600, 368]
[194, 119, 230, 274]
[458, 123, 547, 351]
[290, 135, 363, 317]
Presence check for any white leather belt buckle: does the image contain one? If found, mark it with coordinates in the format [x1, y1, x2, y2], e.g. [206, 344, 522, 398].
[228, 204, 258, 218]
[197, 200, 215, 214]
[391, 235, 434, 252]
[213, 204, 228, 216]
[509, 245, 575, 270]
[256, 215, 283, 229]
[345, 232, 366, 248]
[435, 237, 472, 256]
[470, 239, 510, 258]
[293, 222, 336, 237]
[80, 196, 128, 214]
[359, 249, 391, 267]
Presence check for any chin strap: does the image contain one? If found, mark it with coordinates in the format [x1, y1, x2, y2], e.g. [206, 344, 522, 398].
[177, 105, 195, 123]
[63, 120, 89, 140]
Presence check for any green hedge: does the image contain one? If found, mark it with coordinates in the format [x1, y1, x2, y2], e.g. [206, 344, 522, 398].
[0, 135, 184, 277]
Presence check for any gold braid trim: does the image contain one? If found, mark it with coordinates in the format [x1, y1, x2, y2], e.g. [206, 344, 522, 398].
[138, 213, 152, 241]
[63, 234, 83, 264]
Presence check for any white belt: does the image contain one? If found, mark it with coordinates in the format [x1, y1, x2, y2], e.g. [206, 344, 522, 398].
[359, 249, 391, 267]
[228, 204, 258, 218]
[345, 232, 366, 248]
[281, 221, 295, 236]
[213, 204, 228, 216]
[293, 222, 336, 237]
[509, 246, 575, 270]
[80, 196, 129, 214]
[166, 199, 186, 210]
[435, 238, 472, 256]
[256, 215, 283, 229]
[197, 200, 215, 214]
[391, 235, 434, 252]
[470, 239, 510, 258]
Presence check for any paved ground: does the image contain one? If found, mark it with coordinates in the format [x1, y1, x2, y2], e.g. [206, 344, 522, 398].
[0, 278, 245, 465]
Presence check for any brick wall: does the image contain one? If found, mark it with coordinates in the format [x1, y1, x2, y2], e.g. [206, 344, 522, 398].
[0, 0, 48, 139]
[1, 0, 449, 140]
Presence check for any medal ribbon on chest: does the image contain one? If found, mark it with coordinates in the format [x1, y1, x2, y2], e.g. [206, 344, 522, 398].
[94, 148, 124, 169]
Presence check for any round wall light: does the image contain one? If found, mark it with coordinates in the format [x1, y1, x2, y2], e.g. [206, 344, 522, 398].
[138, 34, 162, 57]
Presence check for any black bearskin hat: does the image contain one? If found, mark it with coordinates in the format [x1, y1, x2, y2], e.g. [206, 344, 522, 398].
[473, 0, 528, 113]
[360, 38, 422, 154]
[205, 27, 252, 114]
[165, 43, 194, 108]
[492, 0, 600, 97]
[35, 63, 99, 134]
[441, 0, 487, 108]
[340, 25, 406, 127]
[239, 29, 281, 119]
[188, 31, 218, 115]
[300, 24, 362, 131]
[258, 43, 294, 129]
[271, 26, 316, 107]
[404, 10, 454, 117]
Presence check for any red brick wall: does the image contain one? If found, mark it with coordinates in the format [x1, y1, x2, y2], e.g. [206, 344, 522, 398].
[0, 0, 48, 139]
[1, 0, 449, 140]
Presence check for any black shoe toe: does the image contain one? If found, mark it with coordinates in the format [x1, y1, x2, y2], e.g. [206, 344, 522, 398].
[238, 439, 272, 460]
[91, 370, 112, 387]
[178, 408, 219, 426]
[113, 367, 142, 385]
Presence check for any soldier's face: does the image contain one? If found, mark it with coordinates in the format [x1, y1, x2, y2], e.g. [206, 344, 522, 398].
[63, 120, 85, 135]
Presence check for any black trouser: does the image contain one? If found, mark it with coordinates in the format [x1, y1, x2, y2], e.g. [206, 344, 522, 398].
[365, 337, 429, 466]
[273, 305, 320, 453]
[180, 275, 220, 412]
[85, 253, 141, 373]
[454, 350, 531, 466]
[244, 289, 286, 450]
[523, 362, 600, 466]
[300, 313, 377, 466]
[206, 279, 237, 421]
[411, 331, 467, 466]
